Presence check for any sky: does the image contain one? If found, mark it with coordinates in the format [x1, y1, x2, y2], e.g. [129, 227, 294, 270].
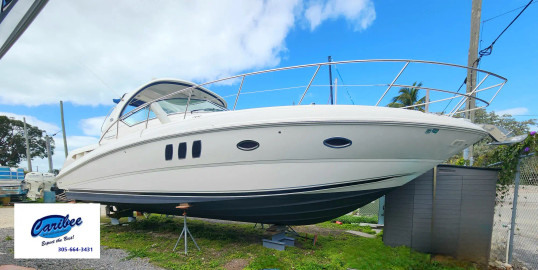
[0, 0, 537, 172]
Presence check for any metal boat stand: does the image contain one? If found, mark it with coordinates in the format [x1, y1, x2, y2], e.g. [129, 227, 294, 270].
[173, 204, 200, 254]
[253, 223, 266, 229]
[262, 225, 296, 251]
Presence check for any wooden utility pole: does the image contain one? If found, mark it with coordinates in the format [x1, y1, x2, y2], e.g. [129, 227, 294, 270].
[23, 117, 32, 172]
[465, 0, 482, 164]
[46, 135, 53, 173]
[60, 101, 68, 158]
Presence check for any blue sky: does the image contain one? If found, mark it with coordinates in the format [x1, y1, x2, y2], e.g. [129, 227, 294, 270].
[0, 0, 537, 171]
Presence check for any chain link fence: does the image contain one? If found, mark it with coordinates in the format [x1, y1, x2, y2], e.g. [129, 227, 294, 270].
[491, 155, 538, 270]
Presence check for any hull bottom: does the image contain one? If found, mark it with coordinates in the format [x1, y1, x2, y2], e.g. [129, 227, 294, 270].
[68, 187, 393, 225]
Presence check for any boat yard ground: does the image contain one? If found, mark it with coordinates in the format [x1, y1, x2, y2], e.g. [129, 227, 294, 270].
[0, 205, 476, 270]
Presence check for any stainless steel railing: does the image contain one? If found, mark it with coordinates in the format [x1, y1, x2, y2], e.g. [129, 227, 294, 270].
[99, 59, 507, 144]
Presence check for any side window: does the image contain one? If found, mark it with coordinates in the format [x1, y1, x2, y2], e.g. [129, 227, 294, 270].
[192, 140, 202, 158]
[165, 144, 173, 160]
[178, 142, 187, 159]
[122, 104, 155, 126]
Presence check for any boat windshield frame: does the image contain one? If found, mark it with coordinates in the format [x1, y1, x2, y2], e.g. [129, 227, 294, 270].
[121, 97, 227, 127]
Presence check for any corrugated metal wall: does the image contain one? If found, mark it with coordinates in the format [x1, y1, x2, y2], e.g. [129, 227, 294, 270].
[383, 165, 498, 265]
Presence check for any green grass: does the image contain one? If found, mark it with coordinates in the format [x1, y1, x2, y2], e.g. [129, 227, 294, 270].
[330, 214, 378, 224]
[4, 235, 13, 241]
[100, 215, 474, 270]
[317, 214, 381, 235]
[317, 221, 378, 235]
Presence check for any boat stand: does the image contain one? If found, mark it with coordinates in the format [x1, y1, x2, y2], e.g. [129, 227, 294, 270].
[173, 207, 200, 255]
[262, 225, 296, 251]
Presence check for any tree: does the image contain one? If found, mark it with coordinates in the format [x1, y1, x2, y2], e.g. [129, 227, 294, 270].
[387, 82, 426, 111]
[446, 108, 536, 167]
[0, 116, 54, 167]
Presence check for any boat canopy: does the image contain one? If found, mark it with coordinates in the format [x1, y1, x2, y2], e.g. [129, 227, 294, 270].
[101, 79, 227, 132]
[121, 79, 227, 109]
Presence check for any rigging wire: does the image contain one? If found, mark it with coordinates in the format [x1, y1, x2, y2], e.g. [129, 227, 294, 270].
[441, 79, 466, 114]
[334, 65, 355, 105]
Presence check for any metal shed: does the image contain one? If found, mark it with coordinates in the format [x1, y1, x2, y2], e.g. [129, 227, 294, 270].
[383, 165, 499, 264]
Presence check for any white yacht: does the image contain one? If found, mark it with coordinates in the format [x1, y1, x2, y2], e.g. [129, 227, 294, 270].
[56, 59, 506, 225]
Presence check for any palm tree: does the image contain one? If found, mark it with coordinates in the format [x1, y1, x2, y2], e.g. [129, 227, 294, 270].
[387, 82, 426, 112]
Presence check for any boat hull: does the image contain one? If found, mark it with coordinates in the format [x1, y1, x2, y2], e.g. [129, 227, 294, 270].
[72, 187, 394, 225]
[58, 105, 488, 225]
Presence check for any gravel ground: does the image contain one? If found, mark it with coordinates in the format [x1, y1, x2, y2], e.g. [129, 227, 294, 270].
[0, 207, 14, 229]
[0, 219, 164, 270]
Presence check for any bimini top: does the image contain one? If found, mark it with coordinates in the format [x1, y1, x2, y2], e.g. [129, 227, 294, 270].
[119, 79, 227, 109]
[102, 79, 227, 133]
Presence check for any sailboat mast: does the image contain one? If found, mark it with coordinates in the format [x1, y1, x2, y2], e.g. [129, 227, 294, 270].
[328, 56, 334, 105]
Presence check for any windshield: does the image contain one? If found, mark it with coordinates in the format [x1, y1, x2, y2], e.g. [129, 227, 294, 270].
[158, 98, 226, 114]
[121, 98, 226, 126]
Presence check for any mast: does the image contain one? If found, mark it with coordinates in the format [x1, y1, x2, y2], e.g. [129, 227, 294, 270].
[328, 56, 334, 105]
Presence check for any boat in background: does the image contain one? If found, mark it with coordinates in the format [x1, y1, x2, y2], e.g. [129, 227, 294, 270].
[24, 172, 56, 200]
[56, 59, 507, 225]
[0, 166, 26, 202]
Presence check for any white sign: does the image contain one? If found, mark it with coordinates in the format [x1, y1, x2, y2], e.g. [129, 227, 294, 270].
[14, 203, 100, 259]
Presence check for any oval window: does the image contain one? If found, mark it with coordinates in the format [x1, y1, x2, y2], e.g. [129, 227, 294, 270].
[237, 140, 260, 151]
[323, 137, 352, 148]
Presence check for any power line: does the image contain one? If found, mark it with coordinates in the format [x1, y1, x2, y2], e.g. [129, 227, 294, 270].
[482, 0, 536, 23]
[444, 0, 533, 114]
[479, 0, 534, 57]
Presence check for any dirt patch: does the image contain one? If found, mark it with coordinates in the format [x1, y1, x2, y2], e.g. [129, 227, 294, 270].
[223, 258, 249, 270]
[293, 224, 345, 236]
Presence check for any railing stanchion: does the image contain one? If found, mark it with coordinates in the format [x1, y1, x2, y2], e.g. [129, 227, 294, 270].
[184, 89, 193, 119]
[145, 103, 152, 129]
[298, 65, 321, 105]
[376, 61, 409, 106]
[233, 76, 245, 111]
[449, 74, 489, 116]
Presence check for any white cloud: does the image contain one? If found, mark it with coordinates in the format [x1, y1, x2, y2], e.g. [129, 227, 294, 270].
[0, 112, 60, 133]
[0, 0, 376, 107]
[305, 0, 376, 31]
[79, 116, 106, 137]
[495, 107, 529, 116]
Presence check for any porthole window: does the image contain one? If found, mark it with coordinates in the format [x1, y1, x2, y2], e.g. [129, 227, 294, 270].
[178, 142, 187, 159]
[192, 140, 202, 158]
[323, 137, 352, 148]
[165, 144, 173, 160]
[237, 140, 260, 151]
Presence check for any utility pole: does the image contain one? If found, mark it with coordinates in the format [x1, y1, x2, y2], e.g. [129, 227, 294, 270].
[23, 117, 32, 172]
[46, 135, 53, 173]
[60, 101, 68, 158]
[464, 0, 482, 165]
[328, 56, 334, 105]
